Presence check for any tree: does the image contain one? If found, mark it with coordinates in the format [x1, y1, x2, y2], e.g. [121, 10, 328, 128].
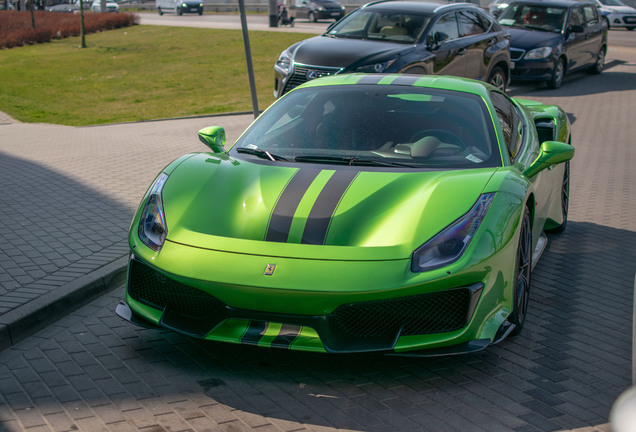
[79, 0, 86, 48]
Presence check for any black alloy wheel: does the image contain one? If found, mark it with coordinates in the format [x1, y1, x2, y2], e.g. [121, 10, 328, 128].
[510, 206, 532, 336]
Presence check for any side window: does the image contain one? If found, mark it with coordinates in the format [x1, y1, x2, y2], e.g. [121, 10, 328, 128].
[431, 12, 460, 42]
[458, 10, 489, 37]
[569, 7, 585, 27]
[582, 5, 598, 24]
[490, 91, 523, 162]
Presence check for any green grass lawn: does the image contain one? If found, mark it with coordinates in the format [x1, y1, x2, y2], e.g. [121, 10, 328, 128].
[0, 25, 313, 125]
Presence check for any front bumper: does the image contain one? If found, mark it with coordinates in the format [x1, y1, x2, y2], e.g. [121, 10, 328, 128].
[608, 13, 636, 27]
[510, 58, 555, 82]
[117, 227, 513, 355]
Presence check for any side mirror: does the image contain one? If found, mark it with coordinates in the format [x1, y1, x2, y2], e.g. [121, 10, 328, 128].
[198, 126, 226, 153]
[569, 24, 585, 33]
[524, 141, 574, 178]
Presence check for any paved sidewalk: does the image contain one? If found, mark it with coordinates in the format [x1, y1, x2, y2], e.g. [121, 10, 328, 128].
[0, 112, 256, 351]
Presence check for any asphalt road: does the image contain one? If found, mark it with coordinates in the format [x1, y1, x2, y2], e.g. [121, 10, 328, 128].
[0, 17, 635, 432]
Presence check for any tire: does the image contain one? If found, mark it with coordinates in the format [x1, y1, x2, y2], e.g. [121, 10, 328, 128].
[177, 7, 182, 15]
[487, 66, 507, 92]
[157, 6, 162, 15]
[308, 11, 316, 22]
[547, 57, 565, 89]
[198, 7, 202, 15]
[627, 26, 635, 31]
[547, 161, 570, 233]
[588, 47, 605, 74]
[510, 206, 532, 336]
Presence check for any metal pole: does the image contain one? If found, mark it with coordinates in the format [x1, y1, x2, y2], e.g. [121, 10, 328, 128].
[237, 0, 260, 119]
[268, 0, 278, 27]
[633, 274, 635, 386]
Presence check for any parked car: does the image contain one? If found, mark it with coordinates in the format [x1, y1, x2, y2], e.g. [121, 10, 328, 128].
[292, 0, 346, 22]
[156, 0, 203, 15]
[586, 0, 636, 30]
[489, 0, 511, 17]
[46, 2, 74, 11]
[116, 74, 574, 356]
[498, 0, 607, 89]
[90, 0, 119, 12]
[274, 0, 511, 97]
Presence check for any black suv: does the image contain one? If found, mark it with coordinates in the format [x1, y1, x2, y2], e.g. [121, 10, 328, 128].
[274, 0, 511, 97]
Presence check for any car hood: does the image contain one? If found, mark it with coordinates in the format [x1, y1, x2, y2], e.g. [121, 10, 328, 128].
[159, 154, 497, 260]
[603, 5, 635, 12]
[292, 36, 413, 69]
[312, 0, 342, 8]
[506, 27, 562, 50]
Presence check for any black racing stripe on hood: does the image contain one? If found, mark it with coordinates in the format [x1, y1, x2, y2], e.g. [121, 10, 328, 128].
[392, 75, 420, 86]
[266, 169, 321, 242]
[241, 320, 267, 345]
[357, 75, 385, 85]
[301, 170, 358, 245]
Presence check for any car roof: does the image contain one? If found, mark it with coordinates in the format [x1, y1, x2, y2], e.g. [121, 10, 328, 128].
[361, 0, 485, 14]
[505, 0, 590, 7]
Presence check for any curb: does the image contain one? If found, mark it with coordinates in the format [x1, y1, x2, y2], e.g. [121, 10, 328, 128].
[0, 256, 128, 352]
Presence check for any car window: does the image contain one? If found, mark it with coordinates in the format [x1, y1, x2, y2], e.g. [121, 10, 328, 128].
[327, 9, 430, 43]
[233, 85, 501, 169]
[431, 13, 460, 41]
[582, 5, 599, 24]
[570, 7, 586, 26]
[458, 10, 489, 37]
[489, 91, 523, 162]
[498, 4, 567, 33]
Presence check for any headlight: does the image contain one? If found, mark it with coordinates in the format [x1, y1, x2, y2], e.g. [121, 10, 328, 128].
[317, 6, 325, 11]
[138, 173, 169, 251]
[275, 49, 293, 75]
[354, 59, 397, 73]
[524, 46, 553, 60]
[411, 193, 495, 272]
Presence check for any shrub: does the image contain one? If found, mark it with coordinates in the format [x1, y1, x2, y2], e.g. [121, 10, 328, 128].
[0, 10, 139, 48]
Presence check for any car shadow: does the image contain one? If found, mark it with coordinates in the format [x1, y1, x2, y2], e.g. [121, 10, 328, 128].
[508, 59, 634, 98]
[105, 220, 634, 431]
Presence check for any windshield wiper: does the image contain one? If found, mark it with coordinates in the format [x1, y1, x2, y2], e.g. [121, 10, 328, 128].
[295, 155, 416, 168]
[236, 147, 288, 161]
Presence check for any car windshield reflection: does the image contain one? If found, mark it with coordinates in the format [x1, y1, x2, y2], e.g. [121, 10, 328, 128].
[498, 4, 567, 33]
[232, 85, 500, 169]
[326, 10, 431, 43]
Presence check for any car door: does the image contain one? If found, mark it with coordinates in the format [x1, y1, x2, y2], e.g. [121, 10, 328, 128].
[581, 4, 604, 66]
[425, 12, 468, 77]
[457, 10, 494, 81]
[564, 6, 589, 70]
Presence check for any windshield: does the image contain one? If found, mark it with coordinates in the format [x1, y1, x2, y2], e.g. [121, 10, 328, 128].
[231, 85, 500, 169]
[498, 4, 567, 32]
[325, 9, 431, 43]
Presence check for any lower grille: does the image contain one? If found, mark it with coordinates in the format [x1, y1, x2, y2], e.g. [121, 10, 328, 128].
[331, 288, 473, 338]
[128, 259, 225, 320]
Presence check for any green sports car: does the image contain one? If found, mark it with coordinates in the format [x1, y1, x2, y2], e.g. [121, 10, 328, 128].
[116, 74, 574, 356]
